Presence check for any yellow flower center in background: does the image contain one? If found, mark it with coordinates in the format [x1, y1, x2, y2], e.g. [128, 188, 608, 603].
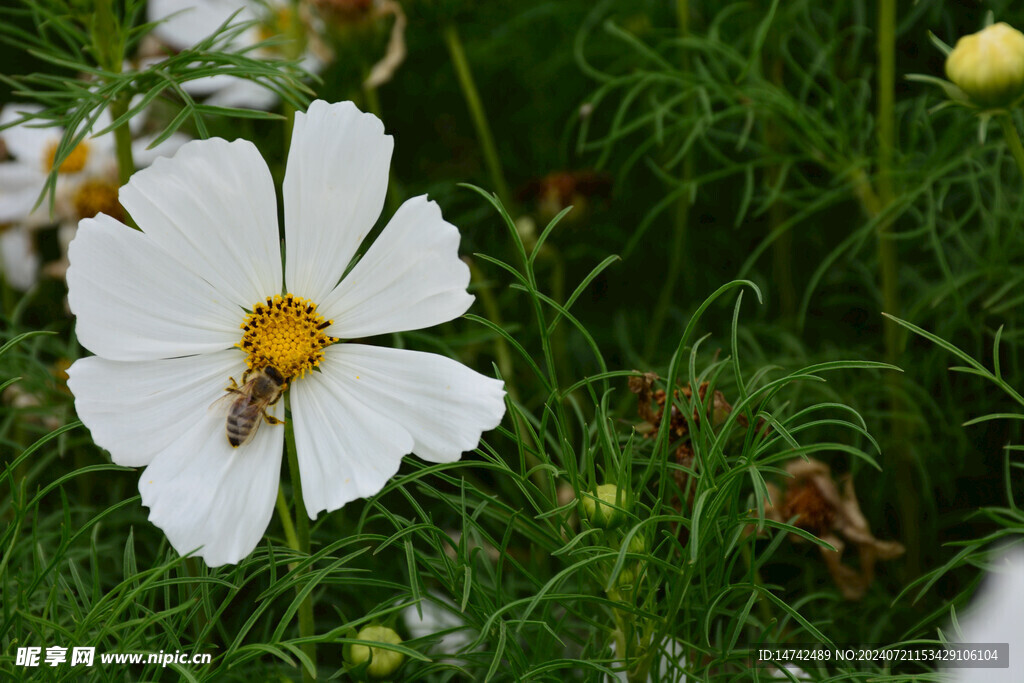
[73, 179, 123, 221]
[44, 140, 91, 174]
[238, 294, 337, 379]
[259, 6, 295, 43]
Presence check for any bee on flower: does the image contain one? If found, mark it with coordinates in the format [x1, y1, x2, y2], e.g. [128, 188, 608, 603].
[65, 100, 507, 567]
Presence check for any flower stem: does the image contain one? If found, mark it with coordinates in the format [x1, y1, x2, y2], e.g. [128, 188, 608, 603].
[107, 92, 138, 230]
[443, 23, 511, 206]
[283, 394, 316, 682]
[467, 258, 514, 387]
[275, 487, 301, 553]
[876, 0, 920, 578]
[109, 94, 136, 188]
[998, 114, 1024, 183]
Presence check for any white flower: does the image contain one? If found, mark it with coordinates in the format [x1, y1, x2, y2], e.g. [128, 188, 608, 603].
[0, 104, 188, 288]
[944, 546, 1024, 682]
[608, 638, 687, 682]
[403, 593, 474, 656]
[66, 100, 506, 567]
[0, 227, 38, 291]
[148, 0, 327, 110]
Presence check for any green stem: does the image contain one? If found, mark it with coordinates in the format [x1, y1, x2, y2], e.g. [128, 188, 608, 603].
[283, 394, 316, 682]
[999, 114, 1024, 183]
[443, 23, 511, 206]
[275, 487, 301, 553]
[875, 0, 899, 350]
[467, 259, 515, 387]
[876, 0, 919, 578]
[109, 94, 135, 188]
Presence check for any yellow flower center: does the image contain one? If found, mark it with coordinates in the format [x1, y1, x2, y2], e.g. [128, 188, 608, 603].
[238, 294, 337, 380]
[72, 178, 123, 221]
[259, 6, 295, 43]
[44, 140, 91, 174]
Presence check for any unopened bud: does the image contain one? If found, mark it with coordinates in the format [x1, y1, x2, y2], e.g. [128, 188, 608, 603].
[627, 534, 647, 554]
[582, 483, 626, 528]
[349, 626, 404, 679]
[616, 568, 635, 590]
[946, 23, 1024, 108]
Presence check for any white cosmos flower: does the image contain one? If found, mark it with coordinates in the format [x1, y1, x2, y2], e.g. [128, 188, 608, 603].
[148, 0, 327, 110]
[944, 545, 1024, 682]
[0, 104, 188, 289]
[66, 100, 506, 567]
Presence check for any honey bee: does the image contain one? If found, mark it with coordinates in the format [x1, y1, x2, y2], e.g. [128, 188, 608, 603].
[212, 366, 287, 448]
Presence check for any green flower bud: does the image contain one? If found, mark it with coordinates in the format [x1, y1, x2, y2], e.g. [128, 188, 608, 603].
[946, 23, 1024, 108]
[349, 626, 404, 679]
[627, 534, 647, 555]
[616, 568, 636, 590]
[582, 483, 626, 528]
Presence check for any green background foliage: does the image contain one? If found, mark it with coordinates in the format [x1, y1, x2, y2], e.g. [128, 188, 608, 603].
[3, 0, 1024, 680]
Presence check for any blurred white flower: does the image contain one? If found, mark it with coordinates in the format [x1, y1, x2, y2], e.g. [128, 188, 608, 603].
[945, 546, 1024, 683]
[403, 594, 474, 656]
[147, 0, 329, 109]
[0, 104, 188, 289]
[0, 227, 38, 291]
[608, 638, 687, 682]
[66, 100, 506, 567]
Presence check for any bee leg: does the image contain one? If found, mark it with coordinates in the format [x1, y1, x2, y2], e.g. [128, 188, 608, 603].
[263, 413, 285, 426]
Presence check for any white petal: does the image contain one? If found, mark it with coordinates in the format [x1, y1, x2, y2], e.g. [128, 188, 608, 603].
[320, 195, 474, 338]
[119, 137, 283, 308]
[321, 344, 505, 463]
[0, 163, 46, 222]
[66, 213, 243, 360]
[204, 77, 282, 111]
[149, 0, 258, 50]
[947, 547, 1024, 683]
[139, 405, 283, 567]
[290, 364, 414, 517]
[1, 103, 52, 166]
[0, 227, 39, 290]
[130, 132, 190, 168]
[283, 101, 393, 302]
[67, 350, 245, 467]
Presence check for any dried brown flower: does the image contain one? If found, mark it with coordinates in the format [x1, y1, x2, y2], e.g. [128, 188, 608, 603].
[765, 458, 905, 600]
[519, 170, 612, 223]
[630, 372, 759, 544]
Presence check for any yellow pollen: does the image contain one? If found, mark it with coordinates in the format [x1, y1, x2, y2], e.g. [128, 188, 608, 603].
[44, 140, 90, 174]
[238, 294, 337, 380]
[73, 178, 123, 221]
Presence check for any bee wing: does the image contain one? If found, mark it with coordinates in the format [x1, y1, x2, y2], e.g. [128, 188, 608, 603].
[209, 390, 238, 415]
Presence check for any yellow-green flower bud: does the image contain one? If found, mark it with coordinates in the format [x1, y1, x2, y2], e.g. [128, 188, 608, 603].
[582, 483, 626, 528]
[946, 23, 1024, 108]
[627, 534, 647, 555]
[349, 626, 404, 679]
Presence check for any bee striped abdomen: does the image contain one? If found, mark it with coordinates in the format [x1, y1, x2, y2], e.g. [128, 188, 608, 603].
[226, 403, 264, 447]
[217, 366, 287, 449]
